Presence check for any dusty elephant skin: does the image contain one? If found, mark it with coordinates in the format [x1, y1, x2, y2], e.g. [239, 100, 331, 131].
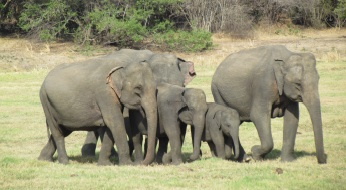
[38, 56, 158, 166]
[211, 45, 327, 164]
[81, 49, 196, 158]
[130, 83, 207, 165]
[203, 102, 243, 161]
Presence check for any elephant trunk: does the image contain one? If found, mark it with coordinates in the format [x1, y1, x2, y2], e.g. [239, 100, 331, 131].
[303, 89, 327, 164]
[189, 112, 205, 161]
[230, 126, 240, 159]
[141, 92, 158, 165]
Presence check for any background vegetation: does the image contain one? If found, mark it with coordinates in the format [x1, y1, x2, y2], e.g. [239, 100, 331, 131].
[1, 0, 346, 51]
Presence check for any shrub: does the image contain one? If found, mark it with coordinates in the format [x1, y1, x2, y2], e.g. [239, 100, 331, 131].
[153, 29, 212, 52]
[17, 0, 212, 52]
[19, 0, 76, 41]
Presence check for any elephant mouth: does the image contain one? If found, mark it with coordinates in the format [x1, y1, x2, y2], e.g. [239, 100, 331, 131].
[289, 95, 303, 102]
[123, 103, 141, 110]
[184, 62, 196, 86]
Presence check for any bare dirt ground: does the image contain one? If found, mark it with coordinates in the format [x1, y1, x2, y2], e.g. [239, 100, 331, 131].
[0, 28, 345, 72]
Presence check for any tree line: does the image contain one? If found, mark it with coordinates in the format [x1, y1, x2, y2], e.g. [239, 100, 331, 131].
[0, 0, 345, 52]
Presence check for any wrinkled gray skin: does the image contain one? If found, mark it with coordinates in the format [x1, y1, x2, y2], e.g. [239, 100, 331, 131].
[38, 57, 158, 166]
[81, 49, 196, 157]
[132, 83, 207, 165]
[203, 102, 241, 160]
[211, 45, 327, 164]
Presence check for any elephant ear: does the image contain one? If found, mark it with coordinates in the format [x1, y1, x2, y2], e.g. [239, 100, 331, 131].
[106, 66, 124, 99]
[273, 60, 285, 96]
[213, 110, 222, 130]
[180, 90, 189, 108]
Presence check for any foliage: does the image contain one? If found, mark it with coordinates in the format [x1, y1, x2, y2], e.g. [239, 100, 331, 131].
[184, 0, 254, 38]
[153, 29, 212, 52]
[19, 0, 77, 41]
[2, 0, 346, 50]
[16, 0, 212, 51]
[334, 0, 346, 28]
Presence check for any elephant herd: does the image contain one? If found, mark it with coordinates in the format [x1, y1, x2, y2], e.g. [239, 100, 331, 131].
[38, 45, 327, 166]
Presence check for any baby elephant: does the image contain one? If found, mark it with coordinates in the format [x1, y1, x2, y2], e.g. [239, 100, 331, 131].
[130, 83, 208, 165]
[166, 102, 249, 162]
[203, 102, 245, 161]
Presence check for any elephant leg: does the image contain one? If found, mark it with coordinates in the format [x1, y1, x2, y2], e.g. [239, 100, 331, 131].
[207, 141, 217, 157]
[98, 128, 114, 166]
[281, 102, 299, 162]
[164, 122, 182, 165]
[38, 134, 56, 162]
[132, 132, 144, 164]
[81, 130, 99, 157]
[45, 118, 69, 164]
[250, 109, 273, 161]
[224, 137, 233, 159]
[162, 151, 172, 164]
[98, 128, 118, 157]
[100, 105, 132, 165]
[156, 137, 168, 164]
[210, 130, 225, 159]
[225, 137, 250, 162]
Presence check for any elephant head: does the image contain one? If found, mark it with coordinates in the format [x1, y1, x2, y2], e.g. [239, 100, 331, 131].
[182, 88, 208, 161]
[147, 53, 196, 87]
[108, 61, 158, 165]
[273, 52, 326, 164]
[214, 110, 240, 159]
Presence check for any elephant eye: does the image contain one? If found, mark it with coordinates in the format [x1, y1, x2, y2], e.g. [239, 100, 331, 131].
[134, 86, 142, 96]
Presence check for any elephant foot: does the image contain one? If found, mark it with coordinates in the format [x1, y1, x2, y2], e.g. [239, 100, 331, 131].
[235, 151, 251, 163]
[317, 154, 327, 164]
[162, 153, 172, 165]
[189, 153, 200, 162]
[280, 154, 296, 163]
[133, 160, 142, 166]
[38, 155, 54, 162]
[58, 157, 69, 165]
[171, 159, 182, 165]
[118, 158, 134, 166]
[81, 144, 97, 157]
[251, 145, 265, 162]
[97, 159, 113, 166]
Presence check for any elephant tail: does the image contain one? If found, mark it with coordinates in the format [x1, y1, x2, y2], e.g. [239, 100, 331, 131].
[39, 86, 54, 139]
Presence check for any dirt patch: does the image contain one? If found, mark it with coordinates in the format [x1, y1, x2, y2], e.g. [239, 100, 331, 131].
[0, 37, 92, 72]
[0, 28, 345, 72]
[212, 28, 346, 62]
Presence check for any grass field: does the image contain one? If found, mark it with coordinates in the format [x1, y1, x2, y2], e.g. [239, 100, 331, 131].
[0, 53, 345, 189]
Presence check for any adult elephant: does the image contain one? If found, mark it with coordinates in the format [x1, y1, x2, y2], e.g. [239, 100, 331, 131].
[211, 45, 327, 164]
[81, 49, 196, 157]
[38, 58, 157, 166]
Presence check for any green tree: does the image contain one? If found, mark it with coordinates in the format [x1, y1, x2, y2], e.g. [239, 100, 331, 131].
[334, 0, 346, 28]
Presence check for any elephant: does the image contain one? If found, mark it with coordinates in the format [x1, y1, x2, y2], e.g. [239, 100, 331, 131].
[203, 102, 242, 161]
[38, 57, 158, 166]
[211, 45, 327, 164]
[163, 102, 250, 163]
[81, 49, 196, 157]
[131, 83, 207, 165]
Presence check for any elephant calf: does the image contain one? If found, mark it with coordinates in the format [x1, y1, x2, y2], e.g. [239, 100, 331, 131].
[203, 103, 249, 162]
[130, 83, 208, 165]
[164, 102, 249, 163]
